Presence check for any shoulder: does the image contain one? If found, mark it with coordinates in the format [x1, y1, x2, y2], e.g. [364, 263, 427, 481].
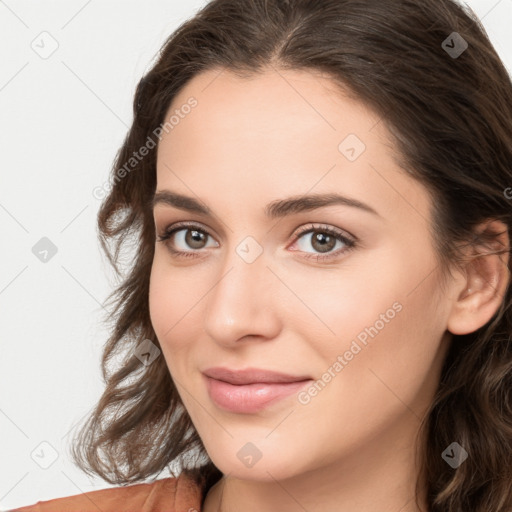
[7, 471, 204, 512]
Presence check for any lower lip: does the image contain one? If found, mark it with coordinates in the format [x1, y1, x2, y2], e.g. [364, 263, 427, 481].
[204, 375, 313, 413]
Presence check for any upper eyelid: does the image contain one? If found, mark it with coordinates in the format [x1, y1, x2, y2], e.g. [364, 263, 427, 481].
[157, 222, 358, 264]
[159, 221, 355, 244]
[294, 223, 353, 237]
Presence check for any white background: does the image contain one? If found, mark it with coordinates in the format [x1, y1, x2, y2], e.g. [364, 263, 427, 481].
[0, 0, 511, 509]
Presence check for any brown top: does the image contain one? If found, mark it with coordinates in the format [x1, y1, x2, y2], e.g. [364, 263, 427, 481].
[7, 471, 204, 512]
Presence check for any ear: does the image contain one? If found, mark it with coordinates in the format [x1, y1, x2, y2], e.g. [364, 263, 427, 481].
[447, 219, 511, 336]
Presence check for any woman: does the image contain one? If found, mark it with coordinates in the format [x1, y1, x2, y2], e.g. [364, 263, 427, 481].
[11, 0, 512, 510]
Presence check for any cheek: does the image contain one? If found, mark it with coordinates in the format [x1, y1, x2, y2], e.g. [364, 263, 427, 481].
[300, 244, 444, 394]
[324, 260, 445, 420]
[149, 260, 172, 338]
[277, 252, 396, 352]
[148, 256, 211, 365]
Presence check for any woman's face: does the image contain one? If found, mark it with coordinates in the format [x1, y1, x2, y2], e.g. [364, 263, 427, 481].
[149, 67, 455, 481]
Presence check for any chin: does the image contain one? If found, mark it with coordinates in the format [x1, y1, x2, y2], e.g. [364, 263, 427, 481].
[204, 440, 310, 483]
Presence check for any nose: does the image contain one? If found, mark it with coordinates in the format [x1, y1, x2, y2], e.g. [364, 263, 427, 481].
[202, 244, 281, 346]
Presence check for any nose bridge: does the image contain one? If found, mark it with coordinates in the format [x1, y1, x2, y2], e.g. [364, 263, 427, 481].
[203, 236, 280, 343]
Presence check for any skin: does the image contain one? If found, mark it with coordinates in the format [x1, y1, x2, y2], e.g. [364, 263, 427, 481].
[149, 66, 510, 512]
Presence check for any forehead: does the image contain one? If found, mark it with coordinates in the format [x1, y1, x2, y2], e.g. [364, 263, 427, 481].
[161, 66, 383, 154]
[155, 67, 432, 227]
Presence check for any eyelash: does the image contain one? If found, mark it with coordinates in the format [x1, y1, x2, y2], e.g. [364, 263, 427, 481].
[156, 221, 357, 262]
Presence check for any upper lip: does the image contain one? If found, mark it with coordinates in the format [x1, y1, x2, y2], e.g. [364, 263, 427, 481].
[203, 367, 312, 385]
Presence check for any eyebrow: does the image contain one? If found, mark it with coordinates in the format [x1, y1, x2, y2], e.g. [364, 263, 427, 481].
[151, 190, 380, 219]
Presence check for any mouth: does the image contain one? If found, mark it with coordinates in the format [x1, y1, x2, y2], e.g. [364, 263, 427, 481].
[202, 367, 314, 413]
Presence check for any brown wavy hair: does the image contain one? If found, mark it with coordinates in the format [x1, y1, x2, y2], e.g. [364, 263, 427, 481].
[69, 0, 512, 510]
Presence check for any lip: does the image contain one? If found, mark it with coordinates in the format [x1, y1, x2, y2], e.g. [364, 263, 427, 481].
[202, 367, 313, 413]
[203, 367, 312, 385]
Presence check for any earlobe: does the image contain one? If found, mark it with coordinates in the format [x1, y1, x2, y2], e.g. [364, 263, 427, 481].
[447, 220, 510, 336]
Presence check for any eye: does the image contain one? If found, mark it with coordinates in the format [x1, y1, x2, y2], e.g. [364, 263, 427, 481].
[156, 221, 357, 262]
[289, 223, 356, 262]
[156, 221, 218, 259]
